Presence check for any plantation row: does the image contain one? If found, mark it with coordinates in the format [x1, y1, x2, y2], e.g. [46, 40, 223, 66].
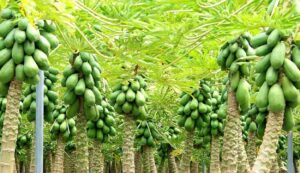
[0, 6, 299, 173]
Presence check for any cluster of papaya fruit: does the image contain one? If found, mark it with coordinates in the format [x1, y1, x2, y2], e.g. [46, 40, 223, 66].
[177, 80, 213, 131]
[217, 35, 253, 111]
[17, 132, 32, 148]
[0, 8, 58, 96]
[62, 51, 103, 121]
[86, 98, 116, 142]
[110, 76, 147, 119]
[50, 105, 77, 141]
[157, 143, 169, 159]
[253, 29, 300, 130]
[65, 141, 76, 152]
[135, 120, 160, 147]
[241, 105, 267, 141]
[165, 126, 181, 141]
[198, 88, 227, 138]
[22, 67, 59, 122]
[276, 134, 287, 152]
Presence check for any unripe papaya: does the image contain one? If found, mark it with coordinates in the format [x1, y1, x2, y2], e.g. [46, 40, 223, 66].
[268, 84, 285, 113]
[270, 42, 285, 69]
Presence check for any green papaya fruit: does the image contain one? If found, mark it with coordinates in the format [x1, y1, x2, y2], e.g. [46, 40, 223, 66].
[292, 46, 300, 68]
[47, 91, 58, 102]
[267, 29, 281, 48]
[4, 28, 15, 48]
[266, 66, 278, 85]
[240, 64, 249, 76]
[255, 72, 266, 87]
[14, 29, 26, 43]
[41, 31, 59, 49]
[63, 89, 77, 105]
[122, 102, 133, 114]
[249, 122, 257, 132]
[189, 98, 198, 110]
[24, 40, 35, 55]
[12, 42, 24, 64]
[0, 59, 14, 83]
[282, 76, 299, 102]
[229, 62, 239, 74]
[270, 42, 285, 69]
[255, 54, 271, 73]
[236, 48, 247, 59]
[229, 43, 238, 52]
[268, 84, 285, 113]
[15, 64, 25, 81]
[255, 45, 272, 56]
[0, 20, 15, 37]
[74, 79, 85, 95]
[36, 36, 50, 54]
[136, 91, 146, 106]
[26, 25, 40, 42]
[24, 55, 39, 78]
[184, 117, 195, 131]
[126, 89, 135, 102]
[282, 107, 294, 132]
[256, 82, 269, 108]
[18, 18, 28, 30]
[0, 48, 11, 67]
[225, 53, 235, 68]
[250, 32, 268, 48]
[82, 62, 92, 76]
[230, 71, 240, 91]
[284, 58, 300, 82]
[66, 74, 79, 90]
[236, 78, 250, 110]
[180, 94, 191, 106]
[84, 74, 95, 88]
[84, 89, 96, 106]
[1, 9, 13, 19]
[116, 92, 126, 105]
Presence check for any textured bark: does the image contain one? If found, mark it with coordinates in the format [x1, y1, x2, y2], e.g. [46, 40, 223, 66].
[168, 150, 178, 173]
[146, 147, 157, 173]
[158, 159, 166, 173]
[135, 151, 143, 173]
[210, 136, 221, 173]
[269, 156, 279, 173]
[251, 111, 284, 173]
[64, 152, 69, 173]
[75, 101, 89, 173]
[221, 90, 241, 173]
[190, 161, 198, 173]
[25, 146, 31, 173]
[30, 129, 35, 173]
[0, 80, 22, 173]
[246, 132, 257, 167]
[53, 137, 64, 173]
[52, 153, 56, 173]
[122, 115, 135, 173]
[237, 128, 250, 173]
[46, 152, 52, 173]
[143, 147, 150, 173]
[179, 131, 194, 173]
[89, 141, 104, 173]
[297, 160, 300, 173]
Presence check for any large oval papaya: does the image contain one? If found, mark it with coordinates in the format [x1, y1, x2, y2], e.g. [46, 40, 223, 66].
[268, 84, 285, 113]
[256, 82, 269, 108]
[283, 58, 300, 82]
[270, 42, 285, 69]
[282, 76, 299, 102]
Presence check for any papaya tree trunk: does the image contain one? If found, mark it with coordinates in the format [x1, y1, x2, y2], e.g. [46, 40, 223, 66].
[135, 151, 143, 173]
[75, 100, 89, 173]
[269, 156, 279, 173]
[221, 90, 242, 173]
[0, 80, 22, 173]
[25, 146, 31, 173]
[53, 136, 64, 173]
[64, 151, 70, 173]
[251, 111, 284, 173]
[158, 158, 166, 173]
[89, 141, 104, 173]
[143, 146, 150, 173]
[237, 128, 250, 173]
[168, 150, 178, 173]
[52, 152, 56, 173]
[70, 151, 76, 173]
[30, 127, 35, 173]
[210, 136, 221, 173]
[146, 147, 157, 173]
[179, 131, 194, 173]
[190, 161, 198, 173]
[122, 115, 135, 173]
[246, 132, 257, 167]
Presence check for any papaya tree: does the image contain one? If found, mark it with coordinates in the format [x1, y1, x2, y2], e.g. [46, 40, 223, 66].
[109, 75, 148, 173]
[0, 7, 58, 171]
[50, 105, 76, 173]
[86, 97, 116, 173]
[250, 29, 300, 172]
[135, 119, 160, 173]
[177, 80, 212, 172]
[64, 141, 76, 173]
[22, 67, 59, 172]
[61, 51, 103, 173]
[216, 34, 253, 173]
